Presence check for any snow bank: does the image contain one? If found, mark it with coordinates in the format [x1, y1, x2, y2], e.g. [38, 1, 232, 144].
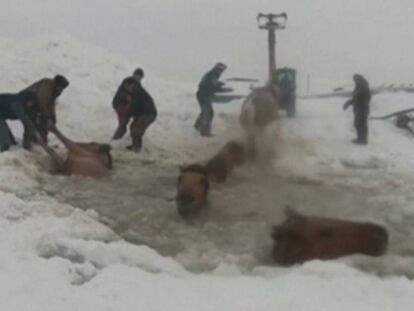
[1, 185, 414, 311]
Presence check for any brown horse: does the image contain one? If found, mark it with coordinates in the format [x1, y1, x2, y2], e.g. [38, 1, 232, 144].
[176, 164, 209, 218]
[41, 126, 112, 178]
[239, 85, 280, 159]
[271, 208, 388, 266]
[206, 140, 246, 182]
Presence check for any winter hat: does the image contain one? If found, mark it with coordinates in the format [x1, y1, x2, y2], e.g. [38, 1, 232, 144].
[133, 68, 144, 78]
[214, 62, 227, 70]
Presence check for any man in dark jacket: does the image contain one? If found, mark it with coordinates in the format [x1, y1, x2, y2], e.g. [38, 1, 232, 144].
[195, 63, 233, 137]
[22, 75, 69, 148]
[112, 68, 157, 152]
[343, 74, 371, 145]
[0, 91, 41, 152]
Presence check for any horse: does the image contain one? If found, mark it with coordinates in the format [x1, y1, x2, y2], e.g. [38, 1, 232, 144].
[206, 140, 246, 182]
[271, 207, 388, 266]
[41, 126, 112, 178]
[239, 85, 280, 160]
[176, 164, 209, 218]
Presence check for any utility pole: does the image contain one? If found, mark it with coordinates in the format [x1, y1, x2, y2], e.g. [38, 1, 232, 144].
[257, 12, 288, 83]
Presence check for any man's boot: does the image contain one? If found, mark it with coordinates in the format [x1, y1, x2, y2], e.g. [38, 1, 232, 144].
[127, 136, 142, 153]
[352, 138, 367, 145]
[201, 131, 213, 137]
[0, 144, 10, 152]
[352, 127, 368, 145]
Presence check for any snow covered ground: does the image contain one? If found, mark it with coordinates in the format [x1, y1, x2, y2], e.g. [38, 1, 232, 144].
[1, 36, 414, 310]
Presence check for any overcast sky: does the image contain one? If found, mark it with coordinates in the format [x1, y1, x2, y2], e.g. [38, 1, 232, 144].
[1, 0, 414, 88]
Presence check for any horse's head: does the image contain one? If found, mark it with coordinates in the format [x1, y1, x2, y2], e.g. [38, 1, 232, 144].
[79, 142, 113, 169]
[176, 164, 209, 218]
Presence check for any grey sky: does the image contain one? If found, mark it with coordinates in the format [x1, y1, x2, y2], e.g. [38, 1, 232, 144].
[0, 0, 413, 89]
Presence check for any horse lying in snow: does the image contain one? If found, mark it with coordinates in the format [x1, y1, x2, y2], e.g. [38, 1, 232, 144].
[41, 126, 112, 178]
[175, 140, 246, 217]
[271, 208, 388, 266]
[206, 140, 246, 182]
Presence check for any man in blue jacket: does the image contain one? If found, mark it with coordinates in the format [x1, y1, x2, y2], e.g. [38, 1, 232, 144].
[194, 63, 233, 137]
[0, 91, 41, 152]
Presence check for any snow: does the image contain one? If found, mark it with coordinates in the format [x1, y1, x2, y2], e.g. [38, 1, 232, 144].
[1, 182, 414, 311]
[1, 31, 414, 310]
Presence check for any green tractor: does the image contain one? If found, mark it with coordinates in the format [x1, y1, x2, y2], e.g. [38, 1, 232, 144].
[274, 67, 296, 117]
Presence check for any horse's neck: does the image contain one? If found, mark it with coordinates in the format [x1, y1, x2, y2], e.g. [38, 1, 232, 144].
[266, 84, 280, 99]
[250, 84, 279, 100]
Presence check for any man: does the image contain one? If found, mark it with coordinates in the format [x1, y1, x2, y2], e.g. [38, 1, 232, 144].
[343, 74, 371, 145]
[195, 63, 233, 137]
[23, 75, 69, 148]
[0, 91, 41, 152]
[112, 68, 157, 152]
